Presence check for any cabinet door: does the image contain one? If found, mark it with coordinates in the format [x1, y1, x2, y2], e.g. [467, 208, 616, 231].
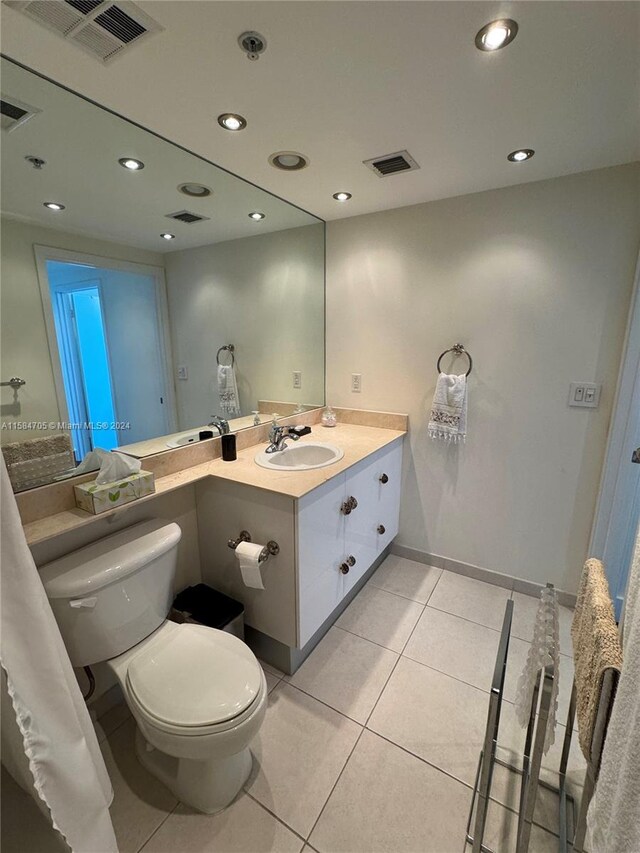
[342, 454, 382, 590]
[374, 439, 403, 551]
[297, 473, 346, 594]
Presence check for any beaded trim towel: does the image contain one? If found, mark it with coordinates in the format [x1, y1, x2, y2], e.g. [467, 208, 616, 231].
[428, 373, 467, 443]
[571, 558, 622, 762]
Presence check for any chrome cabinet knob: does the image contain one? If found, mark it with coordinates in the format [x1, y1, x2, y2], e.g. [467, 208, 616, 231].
[379, 473, 389, 484]
[377, 524, 386, 534]
[340, 496, 359, 515]
[339, 555, 356, 574]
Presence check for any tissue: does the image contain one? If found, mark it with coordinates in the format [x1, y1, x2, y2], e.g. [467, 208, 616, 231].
[96, 451, 141, 485]
[74, 448, 109, 475]
[235, 540, 265, 589]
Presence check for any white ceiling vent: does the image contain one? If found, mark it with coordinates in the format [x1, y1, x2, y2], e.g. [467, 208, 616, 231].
[0, 94, 40, 132]
[363, 150, 420, 178]
[165, 210, 211, 224]
[4, 0, 163, 63]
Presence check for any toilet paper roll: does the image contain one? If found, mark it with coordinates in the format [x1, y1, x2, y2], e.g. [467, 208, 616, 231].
[235, 540, 265, 589]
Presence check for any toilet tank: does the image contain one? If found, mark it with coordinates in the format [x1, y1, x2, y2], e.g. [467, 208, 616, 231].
[40, 520, 182, 667]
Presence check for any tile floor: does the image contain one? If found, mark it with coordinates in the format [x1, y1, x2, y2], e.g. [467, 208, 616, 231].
[3, 556, 584, 853]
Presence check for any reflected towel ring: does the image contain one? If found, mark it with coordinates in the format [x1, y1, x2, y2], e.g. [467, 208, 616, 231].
[216, 344, 235, 367]
[436, 343, 472, 377]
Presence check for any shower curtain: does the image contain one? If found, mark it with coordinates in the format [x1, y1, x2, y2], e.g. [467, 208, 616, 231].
[0, 458, 117, 852]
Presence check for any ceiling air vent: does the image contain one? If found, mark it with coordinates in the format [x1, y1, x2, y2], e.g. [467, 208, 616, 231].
[363, 150, 420, 178]
[3, 0, 163, 63]
[165, 211, 211, 224]
[0, 95, 40, 132]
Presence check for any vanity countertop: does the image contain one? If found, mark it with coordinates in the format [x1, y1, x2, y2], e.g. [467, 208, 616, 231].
[22, 422, 405, 546]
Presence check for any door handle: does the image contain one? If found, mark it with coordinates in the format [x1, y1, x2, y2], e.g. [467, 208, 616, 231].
[379, 473, 389, 484]
[377, 524, 386, 534]
[632, 447, 640, 464]
[339, 555, 356, 574]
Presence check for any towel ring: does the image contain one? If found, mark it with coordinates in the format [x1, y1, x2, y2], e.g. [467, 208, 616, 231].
[437, 343, 472, 377]
[216, 344, 235, 367]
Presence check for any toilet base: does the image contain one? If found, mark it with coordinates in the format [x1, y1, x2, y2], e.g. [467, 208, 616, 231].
[135, 728, 253, 814]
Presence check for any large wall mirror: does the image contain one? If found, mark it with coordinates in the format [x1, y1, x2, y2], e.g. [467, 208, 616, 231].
[0, 57, 325, 492]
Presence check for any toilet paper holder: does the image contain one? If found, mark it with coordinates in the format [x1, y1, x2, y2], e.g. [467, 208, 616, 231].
[228, 530, 280, 563]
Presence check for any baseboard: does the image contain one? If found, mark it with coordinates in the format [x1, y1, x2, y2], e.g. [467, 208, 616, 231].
[390, 543, 577, 608]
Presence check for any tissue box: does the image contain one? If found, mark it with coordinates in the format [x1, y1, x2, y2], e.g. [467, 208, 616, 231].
[74, 471, 155, 515]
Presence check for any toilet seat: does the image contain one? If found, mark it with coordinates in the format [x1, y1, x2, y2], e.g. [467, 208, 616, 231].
[126, 623, 263, 733]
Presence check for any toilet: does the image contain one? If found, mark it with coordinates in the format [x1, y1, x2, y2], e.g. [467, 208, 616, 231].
[39, 519, 267, 815]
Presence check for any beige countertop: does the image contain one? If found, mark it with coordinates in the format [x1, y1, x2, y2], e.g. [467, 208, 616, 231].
[23, 423, 405, 546]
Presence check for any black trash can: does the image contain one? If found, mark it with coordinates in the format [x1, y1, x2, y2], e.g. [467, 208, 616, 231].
[171, 583, 245, 640]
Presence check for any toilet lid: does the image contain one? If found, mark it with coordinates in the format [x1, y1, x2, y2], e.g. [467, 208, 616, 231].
[126, 624, 262, 727]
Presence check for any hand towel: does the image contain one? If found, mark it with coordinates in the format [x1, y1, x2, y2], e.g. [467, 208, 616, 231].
[514, 585, 559, 753]
[588, 533, 639, 853]
[571, 558, 622, 762]
[428, 373, 467, 442]
[217, 363, 241, 417]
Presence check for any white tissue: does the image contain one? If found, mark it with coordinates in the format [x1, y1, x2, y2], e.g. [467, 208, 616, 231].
[74, 448, 109, 475]
[235, 540, 265, 589]
[95, 451, 142, 485]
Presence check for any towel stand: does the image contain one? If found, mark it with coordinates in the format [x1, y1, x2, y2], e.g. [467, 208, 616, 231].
[437, 343, 472, 376]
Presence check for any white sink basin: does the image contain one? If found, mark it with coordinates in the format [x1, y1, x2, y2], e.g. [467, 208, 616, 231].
[255, 441, 344, 471]
[166, 430, 211, 448]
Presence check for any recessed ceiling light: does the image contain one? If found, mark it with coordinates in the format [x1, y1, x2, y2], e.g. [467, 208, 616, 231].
[161, 233, 176, 240]
[268, 151, 309, 171]
[43, 202, 65, 211]
[178, 183, 212, 198]
[333, 192, 352, 202]
[507, 149, 535, 162]
[218, 113, 247, 131]
[119, 157, 145, 171]
[475, 19, 518, 51]
[248, 211, 265, 220]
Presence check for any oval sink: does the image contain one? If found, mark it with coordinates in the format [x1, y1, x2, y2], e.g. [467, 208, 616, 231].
[166, 431, 209, 448]
[255, 441, 344, 471]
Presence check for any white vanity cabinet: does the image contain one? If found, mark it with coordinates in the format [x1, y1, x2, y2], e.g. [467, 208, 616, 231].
[297, 438, 403, 645]
[196, 435, 403, 654]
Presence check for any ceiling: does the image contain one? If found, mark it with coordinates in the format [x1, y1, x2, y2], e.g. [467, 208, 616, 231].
[0, 58, 318, 252]
[1, 1, 639, 223]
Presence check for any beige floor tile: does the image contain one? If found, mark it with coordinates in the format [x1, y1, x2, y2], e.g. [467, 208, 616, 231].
[470, 800, 559, 852]
[265, 670, 282, 693]
[100, 719, 178, 853]
[335, 585, 424, 652]
[259, 659, 287, 678]
[309, 729, 471, 853]
[367, 555, 442, 604]
[404, 606, 500, 691]
[140, 792, 304, 853]
[511, 592, 575, 656]
[286, 627, 398, 723]
[428, 571, 512, 630]
[246, 682, 361, 838]
[368, 656, 489, 785]
[93, 701, 132, 744]
[0, 768, 69, 853]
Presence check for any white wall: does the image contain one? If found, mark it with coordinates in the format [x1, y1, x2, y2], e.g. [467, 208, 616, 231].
[0, 217, 164, 442]
[164, 223, 325, 428]
[326, 164, 640, 593]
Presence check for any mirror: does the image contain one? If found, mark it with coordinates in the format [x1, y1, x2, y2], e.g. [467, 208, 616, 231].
[0, 58, 325, 492]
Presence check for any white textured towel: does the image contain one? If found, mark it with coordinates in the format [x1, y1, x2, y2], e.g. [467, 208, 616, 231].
[428, 373, 467, 442]
[587, 529, 639, 852]
[217, 363, 241, 417]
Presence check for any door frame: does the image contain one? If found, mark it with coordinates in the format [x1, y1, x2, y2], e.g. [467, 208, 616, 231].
[34, 245, 178, 440]
[589, 248, 640, 615]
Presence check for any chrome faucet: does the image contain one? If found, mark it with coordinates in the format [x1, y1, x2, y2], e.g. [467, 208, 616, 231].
[266, 424, 311, 453]
[208, 416, 230, 435]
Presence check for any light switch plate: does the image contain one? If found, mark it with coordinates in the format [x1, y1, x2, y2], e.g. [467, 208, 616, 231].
[351, 373, 362, 393]
[569, 382, 601, 408]
[293, 370, 302, 389]
[177, 365, 188, 380]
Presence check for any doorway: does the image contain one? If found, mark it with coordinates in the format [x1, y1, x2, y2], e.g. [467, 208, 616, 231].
[37, 250, 176, 461]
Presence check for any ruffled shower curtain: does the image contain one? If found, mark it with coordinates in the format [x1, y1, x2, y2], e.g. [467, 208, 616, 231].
[0, 458, 117, 852]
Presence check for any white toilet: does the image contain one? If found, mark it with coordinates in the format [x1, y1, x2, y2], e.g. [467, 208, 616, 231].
[39, 519, 267, 814]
